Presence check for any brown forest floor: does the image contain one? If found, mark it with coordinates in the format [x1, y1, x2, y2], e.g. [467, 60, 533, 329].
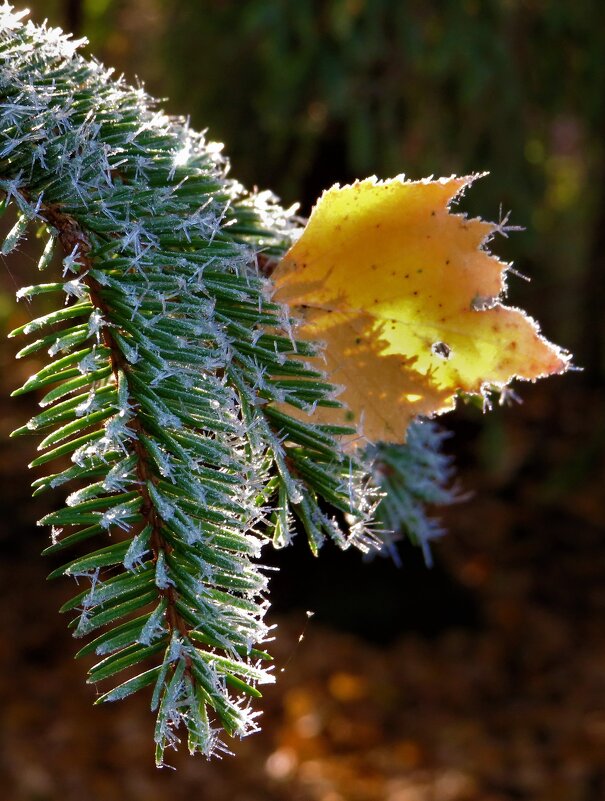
[0, 374, 604, 801]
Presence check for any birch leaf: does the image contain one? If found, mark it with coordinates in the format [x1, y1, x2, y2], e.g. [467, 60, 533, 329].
[272, 174, 569, 444]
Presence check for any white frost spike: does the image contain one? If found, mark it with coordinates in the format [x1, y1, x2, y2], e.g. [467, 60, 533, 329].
[149, 367, 177, 388]
[124, 530, 151, 571]
[72, 568, 101, 612]
[75, 389, 99, 417]
[139, 600, 168, 645]
[169, 138, 191, 180]
[103, 413, 137, 452]
[119, 339, 139, 364]
[74, 610, 94, 638]
[62, 244, 83, 275]
[168, 631, 184, 662]
[50, 526, 63, 545]
[65, 485, 94, 507]
[156, 409, 182, 429]
[0, 174, 24, 209]
[103, 457, 136, 492]
[156, 450, 175, 481]
[77, 349, 101, 374]
[154, 550, 175, 590]
[87, 308, 105, 337]
[15, 285, 31, 301]
[99, 503, 133, 531]
[63, 274, 88, 301]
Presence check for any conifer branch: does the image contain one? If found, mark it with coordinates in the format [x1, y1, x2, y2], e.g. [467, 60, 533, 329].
[0, 6, 458, 763]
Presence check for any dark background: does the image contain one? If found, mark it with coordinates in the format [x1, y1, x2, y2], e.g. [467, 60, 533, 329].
[0, 2, 604, 799]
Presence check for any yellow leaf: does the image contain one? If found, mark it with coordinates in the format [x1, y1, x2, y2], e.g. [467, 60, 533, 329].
[271, 174, 569, 445]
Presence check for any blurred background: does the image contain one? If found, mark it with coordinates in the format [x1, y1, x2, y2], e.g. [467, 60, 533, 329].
[0, 2, 604, 799]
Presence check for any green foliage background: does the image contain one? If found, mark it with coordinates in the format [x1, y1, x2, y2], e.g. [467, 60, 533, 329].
[8, 0, 605, 380]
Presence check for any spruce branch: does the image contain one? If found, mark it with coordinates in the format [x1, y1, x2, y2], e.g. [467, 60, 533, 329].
[0, 6, 458, 763]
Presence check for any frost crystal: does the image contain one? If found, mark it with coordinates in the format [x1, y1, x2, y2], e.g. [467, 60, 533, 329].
[123, 530, 151, 571]
[154, 550, 175, 590]
[99, 503, 134, 531]
[139, 602, 168, 645]
[63, 275, 88, 301]
[62, 245, 83, 275]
